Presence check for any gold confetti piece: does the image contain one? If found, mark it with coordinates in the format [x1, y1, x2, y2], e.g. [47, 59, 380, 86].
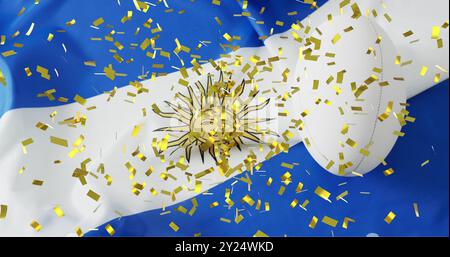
[133, 0, 150, 12]
[276, 20, 284, 27]
[0, 205, 7, 219]
[114, 41, 124, 50]
[379, 81, 389, 87]
[12, 30, 20, 38]
[105, 224, 115, 236]
[322, 216, 338, 227]
[194, 167, 214, 179]
[431, 26, 441, 39]
[92, 17, 104, 27]
[1, 50, 17, 57]
[176, 206, 188, 214]
[84, 60, 96, 67]
[47, 33, 54, 42]
[336, 70, 346, 84]
[0, 69, 5, 86]
[242, 195, 255, 206]
[295, 182, 304, 194]
[281, 172, 292, 185]
[346, 138, 357, 148]
[36, 65, 50, 80]
[442, 20, 449, 28]
[19, 166, 26, 174]
[87, 189, 100, 202]
[73, 94, 86, 105]
[342, 217, 355, 229]
[53, 206, 65, 217]
[384, 13, 392, 23]
[192, 198, 198, 207]
[105, 174, 112, 186]
[393, 130, 405, 137]
[336, 191, 348, 201]
[327, 14, 333, 22]
[24, 67, 33, 77]
[435, 73, 441, 82]
[378, 101, 393, 121]
[17, 7, 26, 16]
[354, 85, 368, 98]
[253, 230, 269, 237]
[312, 80, 319, 90]
[13, 43, 25, 48]
[169, 221, 179, 232]
[278, 186, 286, 196]
[384, 211, 396, 224]
[50, 136, 68, 147]
[131, 124, 142, 137]
[104, 64, 116, 80]
[309, 216, 318, 229]
[383, 168, 395, 176]
[360, 148, 370, 157]
[325, 160, 335, 170]
[290, 199, 299, 208]
[235, 214, 244, 224]
[30, 220, 42, 232]
[350, 3, 362, 19]
[405, 116, 416, 123]
[420, 66, 428, 76]
[32, 180, 44, 186]
[66, 19, 76, 26]
[331, 34, 341, 44]
[254, 200, 261, 211]
[413, 203, 420, 218]
[403, 30, 414, 37]
[75, 227, 83, 237]
[264, 202, 270, 211]
[421, 160, 429, 167]
[223, 33, 232, 42]
[315, 186, 331, 202]
[375, 36, 382, 44]
[21, 138, 34, 154]
[364, 74, 378, 85]
[281, 162, 294, 169]
[340, 124, 349, 135]
[125, 162, 136, 180]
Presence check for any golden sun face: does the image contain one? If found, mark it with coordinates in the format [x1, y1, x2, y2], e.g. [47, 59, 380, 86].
[152, 71, 275, 163]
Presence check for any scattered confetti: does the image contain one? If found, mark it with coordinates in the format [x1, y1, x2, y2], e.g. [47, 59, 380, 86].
[105, 224, 115, 236]
[384, 211, 396, 224]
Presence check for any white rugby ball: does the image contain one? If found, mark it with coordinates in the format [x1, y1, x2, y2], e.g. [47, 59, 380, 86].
[296, 15, 406, 176]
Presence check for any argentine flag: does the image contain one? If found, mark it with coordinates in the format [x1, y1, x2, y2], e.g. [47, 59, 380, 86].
[0, 0, 448, 237]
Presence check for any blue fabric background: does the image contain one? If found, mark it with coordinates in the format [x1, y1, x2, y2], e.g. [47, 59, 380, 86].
[88, 82, 449, 237]
[0, 0, 448, 236]
[0, 0, 325, 115]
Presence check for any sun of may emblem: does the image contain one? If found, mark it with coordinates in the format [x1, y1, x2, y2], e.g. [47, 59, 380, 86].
[152, 71, 276, 163]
